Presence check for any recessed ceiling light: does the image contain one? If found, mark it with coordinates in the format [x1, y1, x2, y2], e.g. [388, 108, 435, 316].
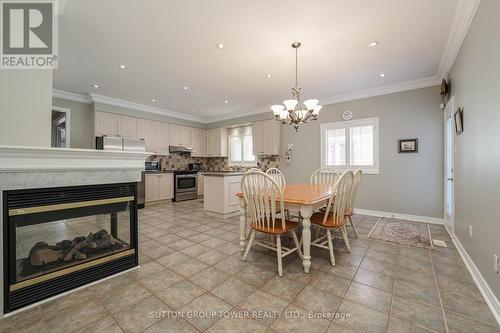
[379, 73, 385, 77]
[192, 109, 196, 112]
[119, 64, 126, 69]
[224, 100, 229, 104]
[183, 86, 189, 90]
[369, 41, 379, 47]
[152, 98, 158, 103]
[267, 74, 272, 78]
[92, 84, 99, 88]
[217, 43, 225, 49]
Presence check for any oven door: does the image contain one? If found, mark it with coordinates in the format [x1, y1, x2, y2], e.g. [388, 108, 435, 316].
[176, 175, 197, 193]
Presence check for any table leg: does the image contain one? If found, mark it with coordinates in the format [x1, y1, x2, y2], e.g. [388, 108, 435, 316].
[300, 205, 313, 273]
[239, 197, 247, 252]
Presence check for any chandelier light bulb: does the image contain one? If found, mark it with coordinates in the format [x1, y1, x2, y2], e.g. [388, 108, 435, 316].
[283, 99, 298, 111]
[312, 105, 322, 116]
[271, 105, 285, 116]
[303, 99, 319, 111]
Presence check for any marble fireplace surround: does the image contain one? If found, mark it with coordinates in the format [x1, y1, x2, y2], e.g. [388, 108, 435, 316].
[0, 145, 150, 317]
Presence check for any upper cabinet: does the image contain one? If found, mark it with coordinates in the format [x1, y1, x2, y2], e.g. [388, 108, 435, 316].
[253, 120, 280, 155]
[118, 115, 138, 138]
[95, 112, 118, 137]
[170, 124, 191, 147]
[207, 127, 228, 157]
[154, 122, 170, 155]
[190, 127, 207, 157]
[137, 118, 156, 153]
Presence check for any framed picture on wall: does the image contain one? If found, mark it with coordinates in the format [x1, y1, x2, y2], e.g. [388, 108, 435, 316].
[454, 107, 464, 135]
[398, 139, 418, 153]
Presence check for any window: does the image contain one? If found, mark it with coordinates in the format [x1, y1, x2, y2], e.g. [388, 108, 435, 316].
[228, 125, 256, 165]
[320, 117, 379, 174]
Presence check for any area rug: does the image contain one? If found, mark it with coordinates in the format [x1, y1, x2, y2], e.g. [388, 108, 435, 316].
[367, 217, 433, 248]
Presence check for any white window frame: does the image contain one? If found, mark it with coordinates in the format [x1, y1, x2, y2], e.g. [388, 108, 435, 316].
[228, 125, 256, 166]
[320, 117, 379, 174]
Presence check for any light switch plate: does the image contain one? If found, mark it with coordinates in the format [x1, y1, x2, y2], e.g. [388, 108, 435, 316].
[494, 254, 499, 273]
[469, 225, 473, 238]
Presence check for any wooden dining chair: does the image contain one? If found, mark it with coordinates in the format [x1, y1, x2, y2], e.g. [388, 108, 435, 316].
[266, 168, 286, 188]
[310, 167, 339, 186]
[246, 167, 262, 173]
[310, 170, 354, 266]
[345, 169, 362, 238]
[241, 171, 303, 276]
[310, 167, 340, 239]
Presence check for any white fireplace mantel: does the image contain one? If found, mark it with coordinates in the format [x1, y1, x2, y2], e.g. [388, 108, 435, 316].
[0, 145, 152, 172]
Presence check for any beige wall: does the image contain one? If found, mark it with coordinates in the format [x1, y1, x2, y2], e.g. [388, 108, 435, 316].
[52, 97, 94, 149]
[0, 70, 52, 147]
[448, 0, 500, 298]
[211, 86, 444, 218]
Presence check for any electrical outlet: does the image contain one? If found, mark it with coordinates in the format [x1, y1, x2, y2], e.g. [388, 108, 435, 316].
[469, 225, 473, 238]
[494, 254, 499, 274]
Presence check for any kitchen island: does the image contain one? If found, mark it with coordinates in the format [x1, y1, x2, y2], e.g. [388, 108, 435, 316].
[203, 171, 244, 218]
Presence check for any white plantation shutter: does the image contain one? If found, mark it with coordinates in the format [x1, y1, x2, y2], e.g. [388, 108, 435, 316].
[228, 126, 255, 164]
[321, 117, 379, 174]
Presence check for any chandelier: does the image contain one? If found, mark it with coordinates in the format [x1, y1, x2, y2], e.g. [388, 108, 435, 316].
[271, 42, 321, 131]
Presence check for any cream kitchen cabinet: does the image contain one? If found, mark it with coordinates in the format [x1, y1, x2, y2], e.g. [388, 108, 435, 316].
[137, 119, 156, 153]
[145, 173, 174, 202]
[253, 120, 280, 155]
[206, 127, 227, 157]
[170, 124, 191, 147]
[95, 112, 118, 137]
[190, 127, 207, 157]
[117, 115, 137, 138]
[197, 174, 204, 196]
[154, 122, 170, 155]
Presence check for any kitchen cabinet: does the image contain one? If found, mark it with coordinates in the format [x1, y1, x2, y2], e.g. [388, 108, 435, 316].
[197, 174, 204, 196]
[170, 124, 191, 147]
[154, 122, 170, 155]
[203, 173, 242, 218]
[95, 112, 118, 137]
[190, 127, 207, 157]
[206, 127, 228, 157]
[145, 173, 173, 202]
[117, 115, 137, 138]
[137, 119, 156, 153]
[253, 120, 280, 155]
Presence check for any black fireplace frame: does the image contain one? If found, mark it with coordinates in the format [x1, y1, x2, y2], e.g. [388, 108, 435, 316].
[2, 182, 139, 314]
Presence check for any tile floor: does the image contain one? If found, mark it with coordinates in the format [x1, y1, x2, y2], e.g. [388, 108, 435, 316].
[1, 200, 499, 333]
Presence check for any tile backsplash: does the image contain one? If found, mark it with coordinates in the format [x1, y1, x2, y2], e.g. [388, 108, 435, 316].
[148, 154, 280, 171]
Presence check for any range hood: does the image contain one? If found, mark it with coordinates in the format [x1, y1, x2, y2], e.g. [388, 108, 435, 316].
[169, 145, 192, 153]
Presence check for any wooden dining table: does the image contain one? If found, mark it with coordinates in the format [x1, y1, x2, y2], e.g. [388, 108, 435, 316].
[236, 183, 333, 273]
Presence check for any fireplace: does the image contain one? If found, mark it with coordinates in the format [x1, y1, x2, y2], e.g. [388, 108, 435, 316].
[2, 182, 138, 313]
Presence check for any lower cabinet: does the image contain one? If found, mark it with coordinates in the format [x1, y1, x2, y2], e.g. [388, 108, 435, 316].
[145, 173, 174, 202]
[197, 174, 204, 196]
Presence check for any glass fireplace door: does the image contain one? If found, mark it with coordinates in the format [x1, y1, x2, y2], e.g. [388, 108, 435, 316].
[4, 183, 138, 313]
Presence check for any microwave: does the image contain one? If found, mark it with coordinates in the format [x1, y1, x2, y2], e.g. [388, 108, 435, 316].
[145, 161, 161, 172]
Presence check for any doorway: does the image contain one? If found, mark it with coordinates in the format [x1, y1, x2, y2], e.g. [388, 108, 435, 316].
[51, 106, 71, 148]
[444, 96, 455, 231]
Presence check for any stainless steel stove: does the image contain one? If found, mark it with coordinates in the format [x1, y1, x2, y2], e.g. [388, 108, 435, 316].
[173, 170, 198, 201]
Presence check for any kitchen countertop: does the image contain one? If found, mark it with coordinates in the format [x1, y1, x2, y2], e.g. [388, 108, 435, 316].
[202, 171, 245, 177]
[144, 170, 176, 174]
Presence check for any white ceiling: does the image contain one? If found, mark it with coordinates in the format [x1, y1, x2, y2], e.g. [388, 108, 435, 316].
[54, 0, 459, 120]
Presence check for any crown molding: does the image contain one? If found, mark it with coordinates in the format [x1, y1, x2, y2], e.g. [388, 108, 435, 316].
[89, 94, 207, 123]
[438, 0, 480, 80]
[52, 89, 92, 104]
[319, 76, 441, 106]
[54, 76, 441, 125]
[204, 105, 271, 123]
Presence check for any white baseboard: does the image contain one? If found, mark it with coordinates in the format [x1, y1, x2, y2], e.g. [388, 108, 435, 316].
[353, 208, 445, 225]
[445, 226, 500, 326]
